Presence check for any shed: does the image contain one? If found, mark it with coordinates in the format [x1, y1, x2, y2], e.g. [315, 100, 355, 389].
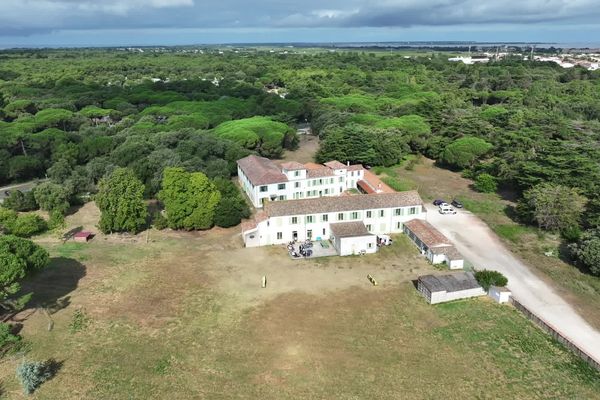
[329, 221, 377, 256]
[417, 272, 485, 304]
[488, 286, 511, 304]
[403, 219, 464, 269]
[74, 231, 93, 243]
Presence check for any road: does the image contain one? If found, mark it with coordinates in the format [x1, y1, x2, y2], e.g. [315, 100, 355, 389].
[0, 179, 47, 201]
[425, 204, 600, 364]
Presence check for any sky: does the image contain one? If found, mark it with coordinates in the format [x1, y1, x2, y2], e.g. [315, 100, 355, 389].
[1, 0, 600, 47]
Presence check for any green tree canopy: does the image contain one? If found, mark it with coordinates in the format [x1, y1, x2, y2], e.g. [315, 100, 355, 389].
[96, 167, 148, 234]
[442, 137, 493, 169]
[158, 167, 221, 230]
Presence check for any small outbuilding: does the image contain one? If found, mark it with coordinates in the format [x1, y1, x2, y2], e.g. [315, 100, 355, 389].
[403, 219, 464, 269]
[417, 272, 486, 304]
[488, 285, 512, 304]
[74, 231, 93, 243]
[329, 221, 377, 256]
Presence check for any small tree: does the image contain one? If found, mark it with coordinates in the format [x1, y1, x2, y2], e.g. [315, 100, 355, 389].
[96, 168, 147, 234]
[3, 190, 38, 212]
[10, 214, 47, 238]
[570, 230, 600, 276]
[474, 270, 508, 291]
[34, 182, 70, 216]
[16, 360, 54, 394]
[473, 173, 498, 193]
[442, 137, 493, 169]
[517, 183, 587, 232]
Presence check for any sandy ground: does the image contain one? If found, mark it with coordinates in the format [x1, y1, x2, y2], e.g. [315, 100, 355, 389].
[425, 204, 600, 364]
[279, 134, 320, 164]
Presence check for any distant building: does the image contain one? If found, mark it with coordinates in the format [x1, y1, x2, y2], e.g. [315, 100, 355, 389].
[403, 219, 464, 269]
[237, 155, 366, 208]
[488, 285, 512, 304]
[417, 272, 485, 304]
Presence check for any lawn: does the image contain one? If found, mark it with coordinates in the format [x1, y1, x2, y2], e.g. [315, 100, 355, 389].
[0, 219, 599, 399]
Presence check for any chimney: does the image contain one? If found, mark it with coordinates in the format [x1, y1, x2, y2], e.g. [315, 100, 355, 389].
[347, 161, 350, 166]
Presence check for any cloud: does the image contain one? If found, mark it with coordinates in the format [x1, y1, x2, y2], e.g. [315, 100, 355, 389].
[1, 0, 599, 38]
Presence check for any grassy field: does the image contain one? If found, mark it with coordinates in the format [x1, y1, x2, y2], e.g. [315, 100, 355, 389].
[1, 203, 599, 398]
[389, 157, 600, 331]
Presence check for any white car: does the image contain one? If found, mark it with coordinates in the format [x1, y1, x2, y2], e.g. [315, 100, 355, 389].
[439, 205, 457, 214]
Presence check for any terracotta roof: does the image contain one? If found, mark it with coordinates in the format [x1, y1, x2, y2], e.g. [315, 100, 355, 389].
[74, 231, 92, 238]
[363, 170, 395, 194]
[303, 162, 323, 170]
[431, 246, 463, 261]
[357, 180, 376, 194]
[330, 221, 372, 238]
[307, 168, 336, 178]
[404, 219, 453, 248]
[324, 160, 347, 170]
[347, 164, 364, 171]
[264, 191, 423, 217]
[241, 211, 268, 233]
[237, 155, 287, 186]
[280, 161, 305, 170]
[419, 272, 481, 293]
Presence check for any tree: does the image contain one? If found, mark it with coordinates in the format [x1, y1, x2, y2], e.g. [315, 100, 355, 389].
[213, 178, 250, 228]
[158, 167, 221, 230]
[473, 173, 498, 193]
[0, 235, 49, 312]
[3, 190, 38, 212]
[570, 229, 600, 276]
[16, 360, 55, 394]
[10, 214, 48, 238]
[96, 168, 147, 233]
[442, 137, 493, 169]
[34, 182, 70, 216]
[474, 270, 508, 291]
[517, 183, 587, 232]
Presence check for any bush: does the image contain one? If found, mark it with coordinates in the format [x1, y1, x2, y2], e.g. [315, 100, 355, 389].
[11, 214, 47, 238]
[16, 360, 54, 394]
[3, 190, 38, 212]
[570, 229, 600, 276]
[151, 211, 169, 230]
[0, 322, 21, 353]
[473, 173, 498, 193]
[69, 309, 90, 333]
[474, 269, 508, 291]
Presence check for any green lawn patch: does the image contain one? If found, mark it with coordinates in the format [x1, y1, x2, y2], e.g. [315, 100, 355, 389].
[381, 176, 417, 192]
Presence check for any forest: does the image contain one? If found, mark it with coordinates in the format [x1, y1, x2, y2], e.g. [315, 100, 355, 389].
[0, 48, 599, 274]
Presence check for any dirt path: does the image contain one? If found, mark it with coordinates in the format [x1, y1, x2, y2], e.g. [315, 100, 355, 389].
[425, 204, 600, 364]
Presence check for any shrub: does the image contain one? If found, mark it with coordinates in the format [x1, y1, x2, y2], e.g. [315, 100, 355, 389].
[69, 309, 90, 333]
[473, 173, 498, 193]
[16, 360, 54, 394]
[10, 214, 47, 238]
[474, 269, 508, 291]
[0, 322, 21, 353]
[570, 229, 600, 276]
[151, 211, 169, 230]
[3, 190, 38, 212]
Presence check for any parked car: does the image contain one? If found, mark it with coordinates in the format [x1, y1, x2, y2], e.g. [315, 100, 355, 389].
[451, 199, 464, 208]
[433, 199, 446, 206]
[439, 205, 457, 214]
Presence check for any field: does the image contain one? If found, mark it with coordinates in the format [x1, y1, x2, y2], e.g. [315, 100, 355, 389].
[1, 200, 599, 399]
[388, 157, 600, 331]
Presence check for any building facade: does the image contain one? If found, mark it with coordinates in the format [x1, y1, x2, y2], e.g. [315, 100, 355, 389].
[403, 219, 464, 269]
[237, 155, 365, 208]
[241, 191, 426, 248]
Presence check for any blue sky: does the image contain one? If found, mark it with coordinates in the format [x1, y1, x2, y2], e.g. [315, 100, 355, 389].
[1, 0, 599, 47]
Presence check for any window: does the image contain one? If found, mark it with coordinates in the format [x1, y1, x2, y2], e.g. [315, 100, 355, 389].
[295, 182, 300, 188]
[366, 224, 372, 231]
[337, 213, 344, 221]
[307, 230, 313, 239]
[368, 243, 373, 248]
[396, 222, 402, 229]
[366, 211, 372, 218]
[409, 207, 418, 215]
[278, 183, 286, 190]
[330, 178, 334, 184]
[322, 228, 326, 235]
[279, 195, 285, 200]
[294, 171, 300, 177]
[351, 211, 359, 220]
[322, 214, 328, 222]
[339, 177, 344, 183]
[277, 232, 283, 240]
[324, 188, 329, 195]
[306, 215, 314, 224]
[291, 217, 298, 224]
[395, 208, 404, 216]
[379, 210, 385, 217]
[260, 186, 268, 192]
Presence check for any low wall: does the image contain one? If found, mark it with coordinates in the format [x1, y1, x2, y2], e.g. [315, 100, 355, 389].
[510, 297, 600, 372]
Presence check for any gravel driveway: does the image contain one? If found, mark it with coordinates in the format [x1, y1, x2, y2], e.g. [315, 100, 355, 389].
[424, 204, 600, 364]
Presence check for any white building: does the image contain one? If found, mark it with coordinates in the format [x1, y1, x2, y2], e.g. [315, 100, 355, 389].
[237, 155, 365, 208]
[417, 273, 486, 304]
[403, 219, 464, 269]
[330, 221, 378, 256]
[488, 286, 512, 304]
[241, 191, 426, 250]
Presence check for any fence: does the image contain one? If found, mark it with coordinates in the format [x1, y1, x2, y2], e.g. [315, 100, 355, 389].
[510, 297, 600, 372]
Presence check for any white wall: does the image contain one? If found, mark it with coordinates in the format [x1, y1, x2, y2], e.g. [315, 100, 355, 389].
[429, 288, 486, 304]
[334, 235, 377, 256]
